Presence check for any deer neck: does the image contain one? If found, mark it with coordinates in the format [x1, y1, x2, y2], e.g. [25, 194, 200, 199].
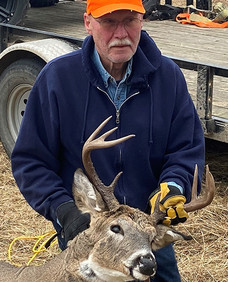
[61, 230, 97, 281]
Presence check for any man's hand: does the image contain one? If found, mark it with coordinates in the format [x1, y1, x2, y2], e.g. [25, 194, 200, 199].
[149, 183, 188, 225]
[56, 201, 90, 243]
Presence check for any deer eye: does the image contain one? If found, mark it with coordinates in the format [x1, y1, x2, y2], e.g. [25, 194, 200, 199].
[110, 225, 124, 235]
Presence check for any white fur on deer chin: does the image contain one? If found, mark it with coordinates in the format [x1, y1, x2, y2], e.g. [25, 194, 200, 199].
[80, 257, 131, 282]
[79, 260, 96, 279]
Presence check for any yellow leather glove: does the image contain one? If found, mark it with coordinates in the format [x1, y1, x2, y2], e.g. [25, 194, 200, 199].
[149, 183, 189, 226]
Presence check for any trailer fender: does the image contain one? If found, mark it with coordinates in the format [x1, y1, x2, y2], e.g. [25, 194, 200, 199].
[0, 38, 79, 156]
[0, 38, 79, 74]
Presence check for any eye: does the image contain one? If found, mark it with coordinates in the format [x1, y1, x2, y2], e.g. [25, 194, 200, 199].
[104, 19, 115, 24]
[110, 225, 124, 235]
[125, 18, 134, 24]
[101, 18, 116, 26]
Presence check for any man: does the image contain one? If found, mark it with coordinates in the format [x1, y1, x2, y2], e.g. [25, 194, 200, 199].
[11, 0, 205, 281]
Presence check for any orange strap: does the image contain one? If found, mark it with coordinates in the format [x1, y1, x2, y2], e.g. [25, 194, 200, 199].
[176, 13, 228, 28]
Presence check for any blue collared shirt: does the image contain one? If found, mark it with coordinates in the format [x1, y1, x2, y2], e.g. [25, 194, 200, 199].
[92, 47, 132, 110]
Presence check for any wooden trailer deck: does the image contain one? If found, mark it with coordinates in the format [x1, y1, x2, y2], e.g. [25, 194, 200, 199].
[21, 0, 228, 127]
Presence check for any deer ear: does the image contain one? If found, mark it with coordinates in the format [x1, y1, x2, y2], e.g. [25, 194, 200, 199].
[72, 169, 106, 214]
[152, 224, 192, 251]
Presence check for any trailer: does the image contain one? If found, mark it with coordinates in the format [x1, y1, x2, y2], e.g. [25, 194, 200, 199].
[0, 0, 227, 156]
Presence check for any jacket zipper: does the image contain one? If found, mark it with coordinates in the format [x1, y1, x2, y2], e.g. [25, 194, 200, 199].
[97, 86, 140, 124]
[97, 86, 140, 203]
[116, 109, 120, 124]
[117, 91, 140, 122]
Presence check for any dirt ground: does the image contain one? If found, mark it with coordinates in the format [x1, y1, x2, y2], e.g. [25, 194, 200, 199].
[0, 139, 227, 281]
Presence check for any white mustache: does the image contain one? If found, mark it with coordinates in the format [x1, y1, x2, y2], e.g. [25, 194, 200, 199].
[109, 39, 132, 48]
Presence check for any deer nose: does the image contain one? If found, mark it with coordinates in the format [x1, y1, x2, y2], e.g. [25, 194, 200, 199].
[138, 254, 157, 276]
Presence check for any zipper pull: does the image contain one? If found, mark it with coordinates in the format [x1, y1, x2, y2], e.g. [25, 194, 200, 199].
[116, 110, 120, 124]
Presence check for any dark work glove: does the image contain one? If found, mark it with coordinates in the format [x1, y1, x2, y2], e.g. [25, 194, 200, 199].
[149, 183, 188, 226]
[56, 201, 90, 243]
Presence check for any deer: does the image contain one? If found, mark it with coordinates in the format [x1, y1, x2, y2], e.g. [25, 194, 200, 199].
[0, 116, 215, 282]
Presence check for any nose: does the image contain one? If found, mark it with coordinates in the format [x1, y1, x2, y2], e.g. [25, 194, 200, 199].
[137, 254, 157, 276]
[114, 22, 128, 37]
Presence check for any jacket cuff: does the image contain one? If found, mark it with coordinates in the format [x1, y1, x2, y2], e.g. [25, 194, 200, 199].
[167, 181, 184, 194]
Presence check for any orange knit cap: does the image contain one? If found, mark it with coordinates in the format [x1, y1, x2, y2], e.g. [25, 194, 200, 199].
[86, 0, 145, 18]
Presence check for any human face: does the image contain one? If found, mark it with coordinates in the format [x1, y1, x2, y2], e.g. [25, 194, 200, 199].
[84, 10, 143, 70]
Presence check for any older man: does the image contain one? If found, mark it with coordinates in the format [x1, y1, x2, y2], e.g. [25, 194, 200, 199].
[11, 0, 205, 281]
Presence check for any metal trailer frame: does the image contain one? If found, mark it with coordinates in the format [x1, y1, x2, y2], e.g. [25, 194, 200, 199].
[0, 22, 227, 144]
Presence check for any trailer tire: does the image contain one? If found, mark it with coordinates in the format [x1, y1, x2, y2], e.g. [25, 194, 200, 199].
[0, 58, 45, 156]
[30, 0, 59, 7]
[0, 0, 29, 25]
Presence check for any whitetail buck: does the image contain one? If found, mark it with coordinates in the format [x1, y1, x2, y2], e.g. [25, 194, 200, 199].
[0, 116, 215, 282]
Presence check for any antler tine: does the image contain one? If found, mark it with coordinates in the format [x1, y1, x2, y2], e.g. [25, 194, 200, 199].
[184, 164, 215, 212]
[191, 164, 198, 201]
[82, 116, 135, 210]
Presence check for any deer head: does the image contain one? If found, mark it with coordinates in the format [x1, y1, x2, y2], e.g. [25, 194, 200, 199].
[70, 116, 215, 282]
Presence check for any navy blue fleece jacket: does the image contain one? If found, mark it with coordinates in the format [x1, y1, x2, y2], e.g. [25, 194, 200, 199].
[11, 31, 205, 224]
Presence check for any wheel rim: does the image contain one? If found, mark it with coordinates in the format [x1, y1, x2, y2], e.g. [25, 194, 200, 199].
[7, 84, 31, 142]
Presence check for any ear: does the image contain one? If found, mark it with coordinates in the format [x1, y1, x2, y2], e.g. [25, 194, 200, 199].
[152, 224, 192, 251]
[84, 13, 93, 35]
[72, 169, 106, 214]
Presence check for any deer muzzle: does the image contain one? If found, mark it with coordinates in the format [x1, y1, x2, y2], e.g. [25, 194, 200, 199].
[131, 253, 157, 279]
[138, 254, 157, 276]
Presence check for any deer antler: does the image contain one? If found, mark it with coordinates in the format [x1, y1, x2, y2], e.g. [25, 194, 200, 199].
[82, 116, 135, 210]
[184, 164, 215, 212]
